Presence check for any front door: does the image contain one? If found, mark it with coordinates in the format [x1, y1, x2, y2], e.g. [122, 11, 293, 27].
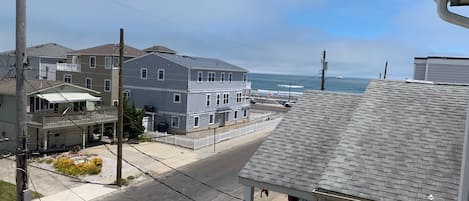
[219, 113, 226, 127]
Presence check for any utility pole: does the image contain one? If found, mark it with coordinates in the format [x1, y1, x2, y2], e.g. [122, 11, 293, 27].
[321, 50, 327, 91]
[288, 82, 291, 103]
[379, 72, 382, 80]
[16, 0, 29, 200]
[383, 61, 388, 80]
[213, 128, 216, 153]
[116, 28, 124, 186]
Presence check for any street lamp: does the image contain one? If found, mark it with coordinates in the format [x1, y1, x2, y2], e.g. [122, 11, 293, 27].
[436, 0, 469, 28]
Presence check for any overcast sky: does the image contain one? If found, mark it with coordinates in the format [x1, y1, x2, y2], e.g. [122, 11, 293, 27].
[1, 0, 469, 79]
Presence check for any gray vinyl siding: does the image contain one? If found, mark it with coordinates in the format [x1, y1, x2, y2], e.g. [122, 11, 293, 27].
[0, 95, 17, 153]
[190, 70, 246, 82]
[414, 63, 426, 80]
[126, 89, 187, 114]
[187, 91, 243, 113]
[0, 55, 40, 80]
[427, 63, 469, 83]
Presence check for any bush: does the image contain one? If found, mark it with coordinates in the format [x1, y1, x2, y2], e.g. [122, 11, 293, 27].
[53, 157, 103, 176]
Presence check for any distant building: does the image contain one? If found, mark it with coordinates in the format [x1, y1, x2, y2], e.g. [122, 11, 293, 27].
[124, 52, 250, 134]
[55, 44, 145, 105]
[0, 79, 117, 154]
[240, 80, 469, 201]
[0, 43, 74, 80]
[142, 45, 177, 54]
[414, 56, 469, 83]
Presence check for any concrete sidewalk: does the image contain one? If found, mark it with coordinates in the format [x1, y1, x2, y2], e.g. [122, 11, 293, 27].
[26, 126, 274, 201]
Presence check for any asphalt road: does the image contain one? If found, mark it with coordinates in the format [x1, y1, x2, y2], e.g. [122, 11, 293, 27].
[95, 136, 267, 201]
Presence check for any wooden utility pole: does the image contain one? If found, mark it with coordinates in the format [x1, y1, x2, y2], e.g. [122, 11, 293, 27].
[116, 28, 124, 186]
[321, 50, 327, 91]
[16, 0, 29, 200]
[383, 61, 388, 80]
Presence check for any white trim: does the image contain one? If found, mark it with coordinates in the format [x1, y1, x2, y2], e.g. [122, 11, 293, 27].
[85, 77, 93, 89]
[209, 113, 214, 125]
[424, 61, 429, 80]
[171, 116, 180, 128]
[243, 73, 247, 82]
[89, 56, 96, 68]
[206, 93, 211, 107]
[105, 56, 112, 69]
[220, 72, 225, 82]
[234, 110, 238, 119]
[141, 68, 148, 80]
[173, 93, 181, 103]
[236, 92, 242, 103]
[216, 93, 221, 105]
[124, 85, 188, 93]
[207, 72, 216, 82]
[63, 74, 72, 83]
[104, 79, 111, 92]
[197, 71, 203, 82]
[157, 68, 165, 81]
[228, 72, 233, 82]
[193, 116, 200, 128]
[223, 92, 229, 104]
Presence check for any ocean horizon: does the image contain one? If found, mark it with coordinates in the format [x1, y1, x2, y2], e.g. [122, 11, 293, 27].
[248, 72, 370, 94]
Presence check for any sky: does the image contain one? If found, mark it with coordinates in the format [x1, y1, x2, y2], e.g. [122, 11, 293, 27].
[1, 0, 469, 79]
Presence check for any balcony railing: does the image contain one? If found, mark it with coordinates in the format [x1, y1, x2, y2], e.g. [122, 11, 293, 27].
[27, 107, 117, 129]
[57, 63, 81, 72]
[189, 81, 251, 92]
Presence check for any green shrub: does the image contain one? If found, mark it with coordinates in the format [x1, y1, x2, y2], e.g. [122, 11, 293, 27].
[53, 157, 103, 176]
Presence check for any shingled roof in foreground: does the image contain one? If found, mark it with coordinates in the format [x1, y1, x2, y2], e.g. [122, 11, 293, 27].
[239, 80, 469, 201]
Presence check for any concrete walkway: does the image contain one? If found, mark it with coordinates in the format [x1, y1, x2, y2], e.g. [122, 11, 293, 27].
[23, 126, 274, 201]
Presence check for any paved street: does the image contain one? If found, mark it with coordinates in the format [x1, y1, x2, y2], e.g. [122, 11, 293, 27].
[95, 136, 267, 201]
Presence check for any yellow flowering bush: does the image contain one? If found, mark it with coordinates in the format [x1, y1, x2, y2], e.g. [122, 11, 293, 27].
[53, 157, 103, 176]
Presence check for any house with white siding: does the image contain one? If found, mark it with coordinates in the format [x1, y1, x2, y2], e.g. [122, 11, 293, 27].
[414, 56, 469, 83]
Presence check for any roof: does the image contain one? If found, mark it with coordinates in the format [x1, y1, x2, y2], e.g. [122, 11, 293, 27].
[68, 44, 145, 57]
[127, 52, 248, 72]
[239, 80, 469, 201]
[142, 45, 176, 54]
[0, 43, 74, 58]
[415, 56, 469, 61]
[0, 79, 99, 96]
[37, 92, 100, 103]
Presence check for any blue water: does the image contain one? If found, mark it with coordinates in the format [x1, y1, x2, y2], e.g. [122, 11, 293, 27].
[249, 73, 370, 94]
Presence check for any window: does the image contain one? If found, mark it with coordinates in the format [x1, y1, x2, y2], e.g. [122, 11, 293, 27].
[243, 109, 247, 117]
[113, 100, 118, 106]
[223, 93, 229, 104]
[123, 89, 131, 99]
[236, 92, 242, 103]
[206, 94, 211, 107]
[194, 116, 199, 128]
[158, 69, 165, 80]
[207, 72, 215, 82]
[197, 71, 203, 82]
[105, 57, 112, 69]
[228, 72, 232, 82]
[234, 111, 238, 119]
[64, 74, 72, 83]
[104, 79, 111, 92]
[171, 116, 180, 128]
[89, 56, 96, 68]
[141, 68, 148, 79]
[209, 114, 214, 125]
[113, 57, 119, 67]
[72, 56, 79, 64]
[220, 72, 225, 82]
[216, 93, 220, 105]
[173, 93, 181, 103]
[243, 73, 247, 82]
[85, 77, 92, 89]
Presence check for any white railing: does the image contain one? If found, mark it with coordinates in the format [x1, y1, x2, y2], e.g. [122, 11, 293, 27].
[189, 81, 251, 92]
[249, 112, 273, 121]
[57, 63, 81, 72]
[154, 118, 281, 149]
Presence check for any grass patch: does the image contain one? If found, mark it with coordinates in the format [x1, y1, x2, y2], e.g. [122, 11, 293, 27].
[0, 180, 42, 201]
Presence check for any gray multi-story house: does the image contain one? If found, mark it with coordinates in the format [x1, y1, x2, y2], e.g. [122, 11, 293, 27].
[56, 44, 145, 105]
[0, 43, 73, 80]
[124, 52, 251, 134]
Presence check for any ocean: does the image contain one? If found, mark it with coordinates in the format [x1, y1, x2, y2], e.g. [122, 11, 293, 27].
[249, 73, 370, 95]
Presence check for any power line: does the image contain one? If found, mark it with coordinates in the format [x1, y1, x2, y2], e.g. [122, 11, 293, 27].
[103, 144, 196, 201]
[128, 144, 243, 200]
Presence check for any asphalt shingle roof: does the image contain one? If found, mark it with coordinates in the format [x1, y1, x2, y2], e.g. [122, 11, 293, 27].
[0, 43, 74, 58]
[239, 80, 469, 201]
[68, 44, 145, 57]
[142, 45, 177, 54]
[156, 53, 248, 72]
[0, 79, 63, 96]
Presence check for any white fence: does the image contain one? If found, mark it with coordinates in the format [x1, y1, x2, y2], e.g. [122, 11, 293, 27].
[249, 112, 273, 121]
[154, 118, 281, 149]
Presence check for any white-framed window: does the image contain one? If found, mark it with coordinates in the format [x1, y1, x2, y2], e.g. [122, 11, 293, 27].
[171, 116, 180, 128]
[64, 74, 72, 83]
[228, 72, 233, 82]
[209, 113, 214, 125]
[104, 79, 111, 92]
[236, 92, 242, 103]
[157, 69, 165, 81]
[173, 93, 181, 103]
[72, 56, 79, 64]
[223, 93, 229, 104]
[207, 72, 215, 82]
[113, 57, 119, 67]
[123, 89, 131, 99]
[194, 116, 199, 128]
[243, 109, 247, 117]
[197, 71, 203, 82]
[85, 77, 92, 89]
[113, 100, 118, 106]
[141, 68, 148, 79]
[105, 57, 112, 69]
[234, 110, 238, 119]
[216, 93, 220, 105]
[89, 56, 96, 68]
[243, 73, 247, 82]
[206, 94, 211, 107]
[220, 72, 225, 82]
